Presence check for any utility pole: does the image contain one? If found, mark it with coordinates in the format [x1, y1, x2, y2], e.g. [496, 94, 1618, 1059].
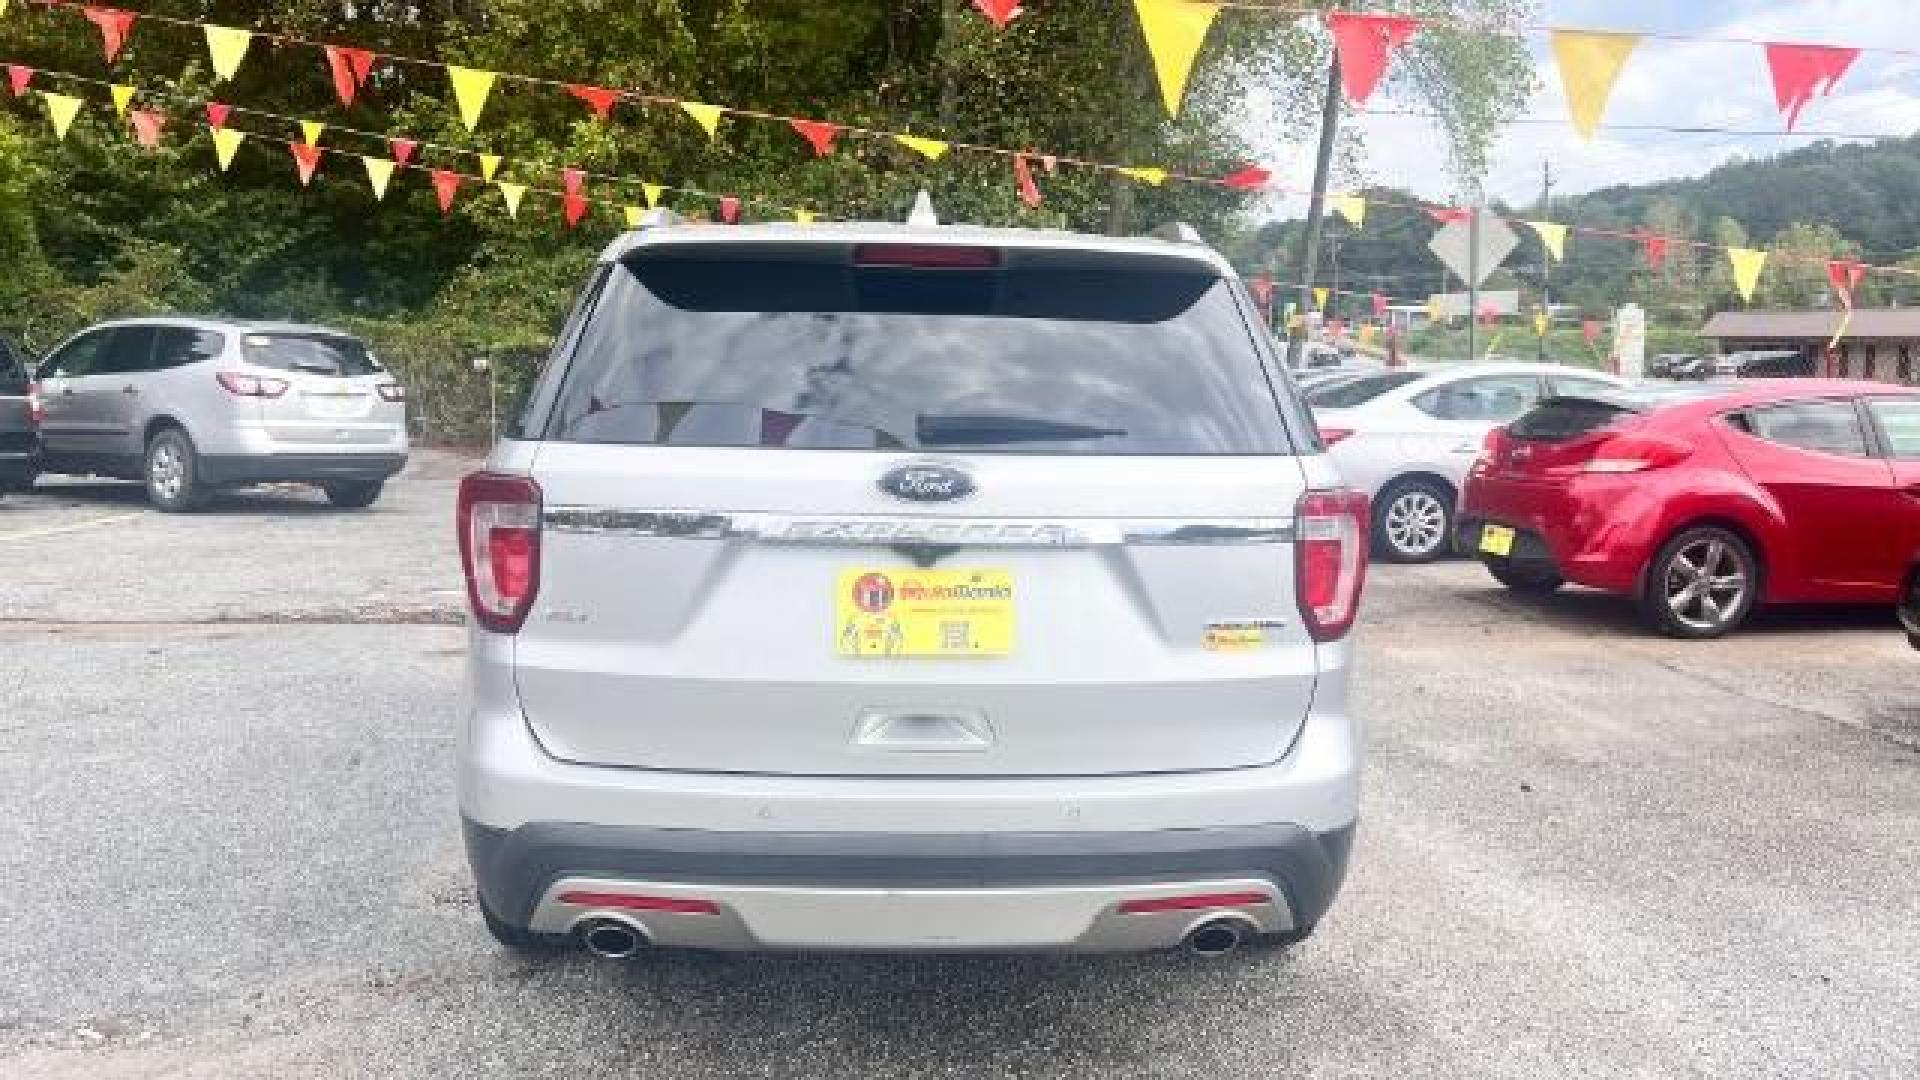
[1467, 207, 1481, 363]
[1538, 160, 1555, 363]
[1287, 55, 1343, 369]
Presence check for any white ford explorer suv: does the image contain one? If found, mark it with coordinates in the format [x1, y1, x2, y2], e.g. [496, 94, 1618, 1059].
[458, 210, 1367, 960]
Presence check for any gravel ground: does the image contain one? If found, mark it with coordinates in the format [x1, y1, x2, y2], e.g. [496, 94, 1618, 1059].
[2, 451, 1916, 1078]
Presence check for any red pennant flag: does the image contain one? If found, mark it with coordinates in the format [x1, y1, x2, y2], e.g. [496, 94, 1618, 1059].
[719, 196, 741, 225]
[1328, 318, 1347, 338]
[290, 142, 325, 186]
[563, 193, 589, 228]
[1583, 319, 1602, 345]
[1221, 166, 1271, 191]
[561, 168, 586, 198]
[972, 0, 1022, 30]
[790, 118, 841, 157]
[6, 65, 32, 98]
[1371, 292, 1389, 318]
[1248, 276, 1275, 309]
[1326, 12, 1421, 105]
[324, 46, 377, 108]
[128, 108, 166, 148]
[1478, 304, 1500, 328]
[204, 101, 231, 128]
[1013, 154, 1043, 208]
[1427, 206, 1471, 225]
[1636, 229, 1670, 269]
[1828, 259, 1866, 306]
[430, 169, 462, 214]
[83, 7, 139, 64]
[1765, 43, 1859, 132]
[567, 84, 621, 121]
[389, 137, 418, 168]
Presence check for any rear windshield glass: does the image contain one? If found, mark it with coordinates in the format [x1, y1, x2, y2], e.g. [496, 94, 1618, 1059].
[1306, 370, 1424, 409]
[1509, 398, 1635, 442]
[544, 251, 1290, 455]
[243, 334, 379, 377]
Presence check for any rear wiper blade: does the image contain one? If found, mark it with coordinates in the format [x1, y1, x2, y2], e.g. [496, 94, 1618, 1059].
[917, 414, 1127, 445]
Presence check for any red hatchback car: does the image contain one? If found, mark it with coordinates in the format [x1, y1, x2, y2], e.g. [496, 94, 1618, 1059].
[1460, 380, 1920, 638]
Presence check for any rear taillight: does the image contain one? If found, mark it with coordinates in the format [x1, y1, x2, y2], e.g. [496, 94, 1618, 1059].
[1580, 433, 1692, 474]
[1318, 427, 1355, 447]
[556, 891, 721, 915]
[1296, 489, 1369, 642]
[377, 383, 406, 402]
[458, 472, 542, 634]
[26, 382, 44, 427]
[215, 371, 290, 398]
[1471, 427, 1510, 477]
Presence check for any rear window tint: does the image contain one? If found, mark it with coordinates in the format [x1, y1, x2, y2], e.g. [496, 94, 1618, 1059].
[1731, 400, 1870, 457]
[244, 334, 379, 377]
[1306, 370, 1424, 409]
[546, 251, 1291, 455]
[1510, 398, 1635, 442]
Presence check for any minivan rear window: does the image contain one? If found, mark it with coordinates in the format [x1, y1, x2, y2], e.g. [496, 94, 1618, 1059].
[544, 251, 1292, 455]
[243, 334, 379, 378]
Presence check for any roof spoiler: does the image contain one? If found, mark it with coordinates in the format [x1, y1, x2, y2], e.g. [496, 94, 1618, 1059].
[628, 207, 682, 231]
[1149, 222, 1205, 245]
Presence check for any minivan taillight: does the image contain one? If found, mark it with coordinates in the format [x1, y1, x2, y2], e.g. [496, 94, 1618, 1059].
[458, 472, 542, 634]
[1296, 489, 1369, 642]
[215, 371, 290, 398]
[26, 382, 44, 427]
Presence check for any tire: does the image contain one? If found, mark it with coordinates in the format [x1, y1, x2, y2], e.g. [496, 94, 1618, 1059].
[1372, 478, 1454, 563]
[1488, 560, 1565, 594]
[1639, 526, 1759, 639]
[144, 427, 210, 512]
[323, 479, 385, 509]
[480, 903, 566, 955]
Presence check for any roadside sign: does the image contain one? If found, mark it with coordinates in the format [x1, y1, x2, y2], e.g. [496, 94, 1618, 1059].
[1428, 211, 1518, 289]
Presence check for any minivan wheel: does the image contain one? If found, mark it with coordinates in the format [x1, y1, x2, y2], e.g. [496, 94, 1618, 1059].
[323, 479, 385, 509]
[145, 428, 210, 512]
[1640, 526, 1758, 639]
[1373, 479, 1452, 563]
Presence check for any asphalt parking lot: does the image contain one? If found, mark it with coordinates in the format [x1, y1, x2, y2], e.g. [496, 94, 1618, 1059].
[3, 451, 1917, 1079]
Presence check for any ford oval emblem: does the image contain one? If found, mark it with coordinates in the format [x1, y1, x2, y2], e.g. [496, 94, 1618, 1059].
[879, 462, 975, 503]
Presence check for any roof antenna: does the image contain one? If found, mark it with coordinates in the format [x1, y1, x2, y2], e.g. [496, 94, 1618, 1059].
[907, 190, 940, 227]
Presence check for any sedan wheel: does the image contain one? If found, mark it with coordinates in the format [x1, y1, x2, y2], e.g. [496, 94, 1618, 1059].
[1374, 480, 1452, 563]
[1642, 527, 1757, 639]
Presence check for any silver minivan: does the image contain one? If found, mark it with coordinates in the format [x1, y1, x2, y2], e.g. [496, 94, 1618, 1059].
[459, 215, 1367, 959]
[34, 318, 408, 510]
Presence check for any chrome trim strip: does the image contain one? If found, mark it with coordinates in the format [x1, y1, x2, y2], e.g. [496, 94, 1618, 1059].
[543, 507, 1293, 546]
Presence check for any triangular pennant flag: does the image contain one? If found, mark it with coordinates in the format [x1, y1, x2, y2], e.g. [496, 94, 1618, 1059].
[1428, 206, 1471, 224]
[1526, 220, 1567, 262]
[204, 101, 230, 128]
[643, 183, 665, 209]
[83, 7, 138, 64]
[6, 65, 32, 98]
[623, 204, 644, 228]
[0, 0, 9, 16]
[1765, 44, 1859, 132]
[300, 120, 325, 147]
[1372, 292, 1390, 318]
[1533, 309, 1551, 337]
[203, 25, 253, 82]
[1014, 154, 1043, 208]
[389, 137, 417, 168]
[1728, 248, 1767, 303]
[1636, 229, 1669, 269]
[1551, 30, 1641, 140]
[324, 46, 377, 108]
[973, 0, 1022, 30]
[679, 101, 724, 140]
[446, 65, 496, 131]
[790, 118, 840, 157]
[1426, 298, 1444, 323]
[109, 84, 135, 117]
[290, 142, 325, 187]
[430, 169, 462, 214]
[362, 155, 396, 201]
[41, 92, 82, 141]
[1314, 287, 1331, 311]
[478, 153, 502, 182]
[895, 135, 950, 160]
[128, 108, 165, 149]
[1119, 166, 1168, 186]
[210, 126, 245, 171]
[1332, 194, 1368, 228]
[794, 209, 818, 225]
[719, 196, 741, 224]
[560, 168, 586, 198]
[1326, 12, 1421, 105]
[563, 193, 589, 228]
[567, 84, 621, 121]
[498, 181, 527, 219]
[1583, 319, 1602, 345]
[1248, 277, 1274, 310]
[1221, 166, 1270, 192]
[1132, 0, 1219, 118]
[1828, 259, 1866, 307]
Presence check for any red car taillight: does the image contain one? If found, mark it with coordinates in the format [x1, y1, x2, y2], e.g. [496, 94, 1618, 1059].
[458, 472, 542, 633]
[215, 371, 290, 398]
[377, 383, 406, 402]
[1579, 433, 1692, 474]
[1318, 426, 1355, 447]
[26, 381, 45, 427]
[1296, 489, 1369, 642]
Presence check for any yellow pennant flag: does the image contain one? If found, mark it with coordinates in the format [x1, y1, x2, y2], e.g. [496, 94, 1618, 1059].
[42, 92, 82, 141]
[362, 155, 395, 201]
[895, 135, 950, 160]
[623, 205, 645, 228]
[1, 1, 10, 17]
[110, 84, 135, 117]
[1332, 194, 1368, 229]
[1426, 297, 1445, 323]
[794, 209, 818, 225]
[478, 153, 502, 182]
[210, 126, 245, 171]
[1526, 220, 1568, 262]
[300, 120, 325, 147]
[1119, 166, 1168, 186]
[1727, 247, 1768, 303]
[1314, 287, 1331, 311]
[497, 181, 527, 219]
[204, 25, 252, 81]
[1533, 308, 1551, 337]
[679, 101, 724, 141]
[642, 183, 665, 209]
[447, 66, 497, 131]
[1552, 30, 1641, 140]
[1132, 0, 1220, 118]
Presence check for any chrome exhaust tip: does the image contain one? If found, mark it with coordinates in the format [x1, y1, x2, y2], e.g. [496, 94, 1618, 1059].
[1184, 918, 1252, 958]
[577, 916, 648, 960]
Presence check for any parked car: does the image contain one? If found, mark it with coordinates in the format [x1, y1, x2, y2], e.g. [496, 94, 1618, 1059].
[1294, 363, 1384, 394]
[1461, 380, 1920, 638]
[34, 318, 407, 511]
[1713, 350, 1807, 379]
[0, 333, 41, 497]
[458, 213, 1368, 959]
[1308, 363, 1629, 562]
[1648, 353, 1709, 380]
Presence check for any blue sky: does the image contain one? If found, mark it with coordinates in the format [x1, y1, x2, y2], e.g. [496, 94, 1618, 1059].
[1285, 0, 1920, 207]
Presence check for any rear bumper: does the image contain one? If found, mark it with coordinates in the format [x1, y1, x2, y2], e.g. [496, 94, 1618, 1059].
[199, 452, 407, 485]
[1460, 473, 1659, 593]
[465, 817, 1354, 952]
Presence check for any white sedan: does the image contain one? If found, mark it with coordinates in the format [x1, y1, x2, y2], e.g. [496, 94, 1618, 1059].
[1308, 363, 1630, 562]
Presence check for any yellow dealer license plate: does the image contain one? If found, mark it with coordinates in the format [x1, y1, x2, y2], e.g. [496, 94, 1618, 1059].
[836, 569, 1013, 658]
[1479, 524, 1516, 557]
